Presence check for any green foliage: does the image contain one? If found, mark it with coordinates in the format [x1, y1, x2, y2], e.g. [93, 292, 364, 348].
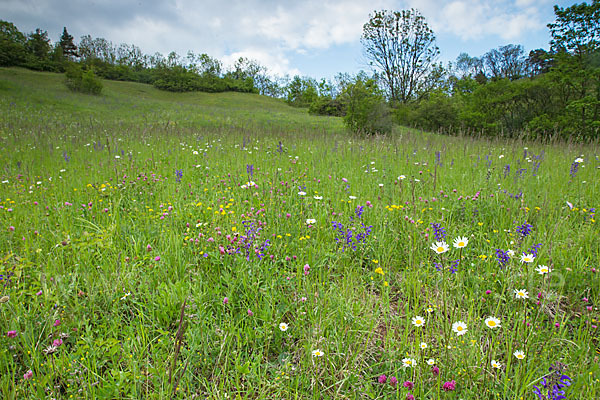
[152, 65, 256, 93]
[343, 74, 392, 135]
[65, 63, 103, 95]
[396, 91, 459, 132]
[308, 96, 347, 117]
[0, 20, 27, 67]
[285, 76, 319, 107]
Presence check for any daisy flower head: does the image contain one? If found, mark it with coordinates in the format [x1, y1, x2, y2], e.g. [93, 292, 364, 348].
[484, 316, 501, 329]
[312, 349, 324, 357]
[536, 265, 551, 275]
[298, 191, 306, 196]
[279, 322, 289, 332]
[520, 253, 535, 263]
[427, 358, 435, 365]
[402, 358, 417, 368]
[430, 241, 449, 254]
[452, 321, 468, 336]
[507, 249, 515, 257]
[420, 342, 427, 350]
[575, 157, 584, 163]
[514, 289, 529, 299]
[453, 236, 469, 249]
[513, 350, 525, 360]
[491, 360, 502, 369]
[313, 195, 323, 200]
[411, 316, 425, 328]
[305, 219, 316, 225]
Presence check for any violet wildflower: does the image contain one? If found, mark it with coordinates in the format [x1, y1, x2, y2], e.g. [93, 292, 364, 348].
[533, 362, 572, 400]
[431, 222, 446, 241]
[432, 366, 440, 376]
[495, 249, 510, 268]
[389, 376, 397, 387]
[516, 222, 533, 238]
[450, 259, 459, 274]
[175, 169, 183, 183]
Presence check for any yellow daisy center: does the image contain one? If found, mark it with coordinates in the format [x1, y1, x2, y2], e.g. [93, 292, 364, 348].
[437, 247, 444, 252]
[457, 326, 463, 331]
[488, 320, 496, 326]
[458, 242, 464, 246]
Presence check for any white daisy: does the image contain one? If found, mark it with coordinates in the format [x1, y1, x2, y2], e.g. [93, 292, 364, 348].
[452, 321, 468, 336]
[513, 350, 525, 360]
[398, 175, 406, 180]
[514, 289, 529, 299]
[484, 316, 501, 329]
[453, 236, 469, 248]
[313, 196, 323, 200]
[419, 342, 427, 350]
[520, 253, 535, 263]
[298, 191, 306, 196]
[402, 358, 417, 368]
[411, 316, 425, 328]
[536, 265, 551, 275]
[507, 249, 515, 257]
[279, 322, 289, 332]
[312, 349, 324, 357]
[491, 360, 502, 369]
[430, 241, 449, 254]
[427, 358, 435, 365]
[306, 219, 316, 225]
[575, 157, 584, 163]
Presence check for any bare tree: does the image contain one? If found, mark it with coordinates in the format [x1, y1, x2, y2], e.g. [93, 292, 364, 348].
[361, 9, 439, 103]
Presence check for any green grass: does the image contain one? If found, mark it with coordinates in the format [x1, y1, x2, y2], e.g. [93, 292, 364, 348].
[0, 67, 599, 399]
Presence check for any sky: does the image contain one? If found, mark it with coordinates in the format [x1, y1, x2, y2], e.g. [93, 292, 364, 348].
[0, 0, 581, 80]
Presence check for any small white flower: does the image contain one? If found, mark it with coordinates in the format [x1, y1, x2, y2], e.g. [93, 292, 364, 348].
[514, 289, 529, 299]
[513, 350, 525, 360]
[398, 175, 406, 180]
[279, 322, 289, 332]
[536, 265, 551, 275]
[298, 191, 306, 196]
[378, 183, 384, 187]
[485, 316, 501, 329]
[306, 219, 316, 225]
[193, 150, 198, 155]
[349, 196, 357, 200]
[312, 349, 324, 357]
[574, 157, 584, 163]
[520, 253, 535, 263]
[419, 342, 427, 349]
[430, 241, 449, 254]
[411, 316, 425, 328]
[491, 360, 502, 369]
[115, 155, 120, 159]
[453, 236, 469, 248]
[402, 358, 417, 368]
[452, 321, 468, 336]
[427, 358, 435, 365]
[313, 196, 323, 200]
[507, 249, 515, 257]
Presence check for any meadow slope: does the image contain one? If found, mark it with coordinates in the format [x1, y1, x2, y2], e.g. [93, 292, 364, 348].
[0, 68, 599, 399]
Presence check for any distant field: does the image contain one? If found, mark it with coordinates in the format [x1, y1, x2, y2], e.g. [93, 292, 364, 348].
[0, 68, 598, 399]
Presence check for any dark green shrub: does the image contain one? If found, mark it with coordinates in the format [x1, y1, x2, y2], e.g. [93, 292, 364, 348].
[64, 63, 102, 94]
[343, 75, 392, 135]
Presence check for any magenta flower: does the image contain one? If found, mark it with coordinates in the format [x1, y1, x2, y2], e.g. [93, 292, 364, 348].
[247, 309, 253, 316]
[154, 256, 161, 261]
[36, 290, 42, 296]
[406, 393, 415, 400]
[53, 319, 61, 327]
[146, 244, 152, 252]
[23, 370, 33, 380]
[389, 376, 398, 387]
[432, 365, 440, 376]
[403, 381, 414, 390]
[7, 330, 17, 338]
[442, 380, 456, 391]
[303, 264, 310, 276]
[8, 226, 15, 232]
[378, 374, 387, 384]
[52, 338, 63, 347]
[223, 297, 229, 305]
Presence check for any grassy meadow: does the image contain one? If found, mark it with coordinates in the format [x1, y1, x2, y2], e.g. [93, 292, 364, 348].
[0, 67, 599, 399]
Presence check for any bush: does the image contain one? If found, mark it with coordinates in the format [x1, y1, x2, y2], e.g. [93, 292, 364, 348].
[65, 63, 102, 94]
[342, 76, 392, 135]
[308, 96, 347, 117]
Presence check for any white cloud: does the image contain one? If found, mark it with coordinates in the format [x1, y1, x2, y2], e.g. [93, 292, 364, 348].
[221, 49, 301, 77]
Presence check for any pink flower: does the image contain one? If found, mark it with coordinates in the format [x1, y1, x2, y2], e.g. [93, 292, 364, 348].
[485, 290, 491, 295]
[247, 309, 253, 316]
[154, 256, 160, 261]
[403, 381, 414, 389]
[406, 393, 415, 400]
[53, 319, 61, 327]
[389, 376, 397, 387]
[146, 244, 152, 252]
[303, 264, 310, 276]
[442, 380, 456, 391]
[378, 374, 387, 384]
[300, 297, 307, 302]
[23, 370, 33, 380]
[587, 306, 593, 312]
[223, 297, 229, 305]
[8, 226, 15, 232]
[52, 338, 63, 347]
[7, 330, 17, 338]
[432, 366, 440, 376]
[36, 290, 42, 296]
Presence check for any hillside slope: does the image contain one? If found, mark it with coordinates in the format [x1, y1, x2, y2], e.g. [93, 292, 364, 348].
[0, 67, 345, 133]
